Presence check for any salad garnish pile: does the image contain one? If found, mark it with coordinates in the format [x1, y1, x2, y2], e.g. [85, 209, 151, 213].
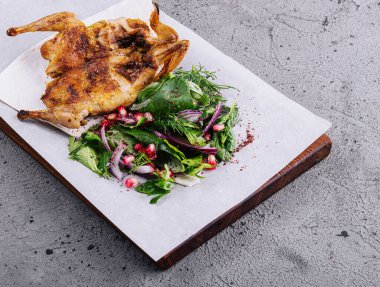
[69, 66, 239, 203]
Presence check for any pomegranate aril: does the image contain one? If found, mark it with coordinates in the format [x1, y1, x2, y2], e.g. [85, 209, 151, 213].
[117, 106, 127, 116]
[208, 154, 217, 166]
[125, 177, 139, 188]
[212, 124, 225, 132]
[134, 143, 144, 151]
[133, 112, 145, 122]
[122, 155, 135, 165]
[204, 133, 211, 141]
[100, 119, 111, 128]
[145, 143, 157, 159]
[144, 112, 154, 122]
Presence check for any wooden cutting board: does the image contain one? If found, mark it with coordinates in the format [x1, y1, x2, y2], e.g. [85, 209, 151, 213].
[0, 117, 331, 269]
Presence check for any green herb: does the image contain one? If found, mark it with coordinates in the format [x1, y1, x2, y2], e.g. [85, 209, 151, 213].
[174, 65, 237, 105]
[153, 115, 206, 146]
[136, 165, 174, 204]
[210, 101, 239, 161]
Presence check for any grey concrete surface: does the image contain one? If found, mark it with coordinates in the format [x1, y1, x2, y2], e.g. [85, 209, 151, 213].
[0, 0, 379, 286]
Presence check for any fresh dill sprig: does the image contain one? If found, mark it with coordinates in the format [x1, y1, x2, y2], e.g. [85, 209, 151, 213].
[174, 65, 238, 101]
[152, 115, 206, 146]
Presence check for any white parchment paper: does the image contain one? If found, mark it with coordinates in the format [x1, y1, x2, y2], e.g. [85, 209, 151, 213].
[0, 0, 331, 261]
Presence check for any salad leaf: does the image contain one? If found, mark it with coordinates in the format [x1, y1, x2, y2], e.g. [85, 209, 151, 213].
[106, 128, 137, 153]
[153, 115, 206, 146]
[69, 136, 83, 154]
[70, 146, 102, 175]
[98, 151, 112, 177]
[210, 102, 239, 161]
[183, 155, 212, 177]
[136, 165, 174, 204]
[135, 77, 196, 114]
[122, 129, 161, 146]
[188, 81, 210, 106]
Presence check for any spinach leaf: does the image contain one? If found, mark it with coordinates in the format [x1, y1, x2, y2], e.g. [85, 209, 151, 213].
[70, 146, 102, 175]
[107, 128, 137, 153]
[136, 77, 196, 114]
[122, 129, 161, 145]
[98, 151, 112, 177]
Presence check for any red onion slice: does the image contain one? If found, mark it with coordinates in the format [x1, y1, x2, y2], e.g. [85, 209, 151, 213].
[154, 131, 218, 155]
[100, 125, 111, 152]
[110, 142, 127, 180]
[134, 165, 154, 174]
[177, 110, 202, 123]
[202, 101, 222, 135]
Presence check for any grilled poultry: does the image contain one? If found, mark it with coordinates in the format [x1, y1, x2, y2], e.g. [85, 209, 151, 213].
[7, 2, 178, 79]
[7, 3, 189, 129]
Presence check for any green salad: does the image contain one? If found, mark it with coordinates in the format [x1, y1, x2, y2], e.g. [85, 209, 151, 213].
[68, 66, 239, 204]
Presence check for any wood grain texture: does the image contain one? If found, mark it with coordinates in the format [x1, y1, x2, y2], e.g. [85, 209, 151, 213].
[0, 117, 331, 269]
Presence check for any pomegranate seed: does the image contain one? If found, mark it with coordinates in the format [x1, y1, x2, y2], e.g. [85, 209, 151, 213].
[134, 143, 144, 151]
[125, 177, 139, 188]
[133, 112, 145, 122]
[145, 143, 157, 160]
[117, 106, 127, 116]
[122, 155, 135, 165]
[168, 169, 174, 178]
[100, 119, 111, 128]
[208, 154, 217, 167]
[212, 124, 225, 132]
[144, 112, 154, 122]
[104, 113, 117, 120]
[204, 133, 211, 141]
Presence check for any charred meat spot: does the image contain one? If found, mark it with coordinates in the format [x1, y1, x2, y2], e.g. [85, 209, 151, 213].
[47, 98, 61, 105]
[78, 34, 89, 51]
[86, 62, 109, 84]
[116, 61, 145, 82]
[116, 33, 150, 49]
[67, 85, 79, 101]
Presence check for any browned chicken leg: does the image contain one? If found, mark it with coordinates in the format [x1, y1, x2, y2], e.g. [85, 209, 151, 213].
[11, 3, 189, 129]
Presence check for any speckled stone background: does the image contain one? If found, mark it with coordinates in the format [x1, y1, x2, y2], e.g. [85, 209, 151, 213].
[0, 0, 379, 286]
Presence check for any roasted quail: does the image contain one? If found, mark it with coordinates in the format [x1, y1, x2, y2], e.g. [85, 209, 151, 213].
[7, 2, 189, 129]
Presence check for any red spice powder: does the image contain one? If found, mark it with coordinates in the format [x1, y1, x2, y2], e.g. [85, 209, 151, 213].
[235, 124, 255, 153]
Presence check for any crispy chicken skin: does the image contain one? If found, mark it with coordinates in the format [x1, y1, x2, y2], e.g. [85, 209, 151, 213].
[7, 2, 189, 129]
